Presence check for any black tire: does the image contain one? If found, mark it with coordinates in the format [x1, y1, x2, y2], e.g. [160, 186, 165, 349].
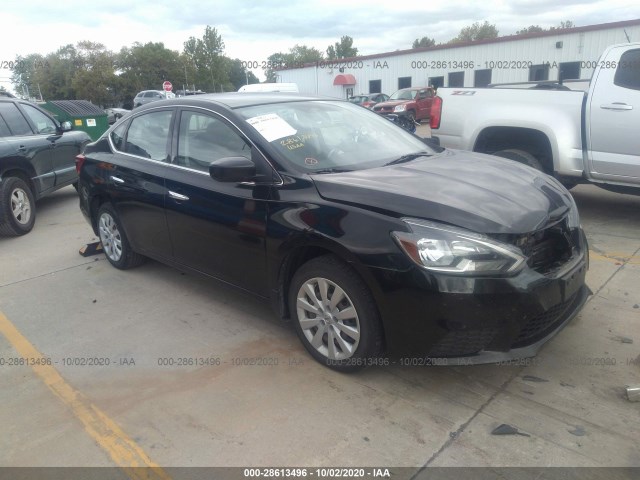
[289, 255, 383, 372]
[493, 149, 544, 171]
[0, 176, 36, 236]
[407, 110, 416, 122]
[96, 203, 145, 270]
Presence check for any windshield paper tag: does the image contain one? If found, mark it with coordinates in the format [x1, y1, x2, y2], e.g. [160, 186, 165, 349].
[247, 113, 297, 142]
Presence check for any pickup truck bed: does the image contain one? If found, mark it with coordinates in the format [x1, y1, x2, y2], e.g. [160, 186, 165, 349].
[431, 42, 640, 192]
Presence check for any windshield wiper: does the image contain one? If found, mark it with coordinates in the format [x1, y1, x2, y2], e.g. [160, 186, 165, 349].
[310, 168, 353, 174]
[384, 151, 433, 166]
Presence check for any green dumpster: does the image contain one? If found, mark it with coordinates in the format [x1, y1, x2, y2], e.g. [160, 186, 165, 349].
[41, 100, 109, 141]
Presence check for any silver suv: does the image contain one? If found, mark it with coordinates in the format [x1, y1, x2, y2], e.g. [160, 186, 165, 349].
[133, 90, 175, 108]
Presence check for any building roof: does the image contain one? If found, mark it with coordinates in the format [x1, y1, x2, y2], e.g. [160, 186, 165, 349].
[279, 18, 640, 71]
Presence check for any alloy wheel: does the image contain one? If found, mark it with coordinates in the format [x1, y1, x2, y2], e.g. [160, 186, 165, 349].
[10, 187, 32, 225]
[99, 212, 123, 262]
[296, 277, 361, 360]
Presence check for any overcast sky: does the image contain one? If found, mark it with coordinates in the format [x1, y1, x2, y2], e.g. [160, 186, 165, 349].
[1, 0, 639, 90]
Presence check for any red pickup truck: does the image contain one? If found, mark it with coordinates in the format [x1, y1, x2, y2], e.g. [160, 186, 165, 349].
[372, 87, 435, 121]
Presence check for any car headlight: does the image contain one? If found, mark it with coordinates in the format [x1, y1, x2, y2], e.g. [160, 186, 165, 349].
[545, 176, 581, 229]
[566, 193, 580, 229]
[393, 104, 406, 112]
[392, 219, 526, 275]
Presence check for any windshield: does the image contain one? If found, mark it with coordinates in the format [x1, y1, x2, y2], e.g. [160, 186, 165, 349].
[348, 96, 366, 103]
[389, 89, 416, 100]
[237, 100, 438, 173]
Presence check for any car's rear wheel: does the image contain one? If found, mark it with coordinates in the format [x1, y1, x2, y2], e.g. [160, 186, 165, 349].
[97, 203, 145, 269]
[289, 255, 383, 372]
[0, 176, 36, 236]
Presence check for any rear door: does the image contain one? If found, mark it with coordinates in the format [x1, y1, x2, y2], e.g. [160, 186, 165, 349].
[587, 46, 640, 183]
[106, 108, 175, 260]
[0, 101, 54, 195]
[18, 102, 78, 187]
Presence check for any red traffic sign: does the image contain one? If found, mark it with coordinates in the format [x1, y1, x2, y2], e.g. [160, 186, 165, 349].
[162, 81, 172, 92]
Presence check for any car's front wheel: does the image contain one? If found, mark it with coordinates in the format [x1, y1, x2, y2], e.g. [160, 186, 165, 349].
[289, 255, 383, 372]
[97, 203, 145, 269]
[0, 176, 36, 236]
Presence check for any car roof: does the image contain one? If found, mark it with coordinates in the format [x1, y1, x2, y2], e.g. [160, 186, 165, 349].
[143, 92, 331, 109]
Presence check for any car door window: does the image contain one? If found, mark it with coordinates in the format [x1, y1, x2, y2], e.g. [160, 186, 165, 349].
[614, 49, 640, 91]
[0, 115, 10, 137]
[110, 121, 128, 151]
[20, 104, 57, 134]
[0, 102, 32, 135]
[124, 110, 173, 161]
[176, 110, 250, 172]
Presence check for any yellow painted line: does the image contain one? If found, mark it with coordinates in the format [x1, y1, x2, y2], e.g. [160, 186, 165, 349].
[0, 311, 171, 480]
[589, 250, 640, 265]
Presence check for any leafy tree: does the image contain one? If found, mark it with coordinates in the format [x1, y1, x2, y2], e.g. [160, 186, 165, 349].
[265, 44, 324, 82]
[448, 21, 498, 44]
[515, 25, 544, 35]
[265, 52, 291, 82]
[183, 26, 228, 92]
[71, 41, 118, 106]
[412, 36, 436, 49]
[551, 20, 575, 30]
[326, 36, 358, 60]
[10, 52, 48, 99]
[290, 44, 325, 63]
[228, 58, 259, 90]
[516, 21, 575, 35]
[117, 42, 183, 105]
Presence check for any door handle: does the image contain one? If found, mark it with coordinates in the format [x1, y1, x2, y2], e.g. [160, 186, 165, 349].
[17, 145, 27, 152]
[600, 103, 633, 111]
[110, 176, 125, 184]
[168, 190, 189, 201]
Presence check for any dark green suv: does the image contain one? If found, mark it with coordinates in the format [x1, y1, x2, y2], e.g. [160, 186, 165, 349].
[0, 98, 91, 236]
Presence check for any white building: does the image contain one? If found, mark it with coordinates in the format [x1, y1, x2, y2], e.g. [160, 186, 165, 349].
[277, 19, 640, 99]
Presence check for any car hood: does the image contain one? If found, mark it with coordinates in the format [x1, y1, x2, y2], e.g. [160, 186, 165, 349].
[311, 149, 573, 234]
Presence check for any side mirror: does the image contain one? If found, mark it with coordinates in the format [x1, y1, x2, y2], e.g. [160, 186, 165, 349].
[60, 121, 72, 132]
[209, 157, 256, 183]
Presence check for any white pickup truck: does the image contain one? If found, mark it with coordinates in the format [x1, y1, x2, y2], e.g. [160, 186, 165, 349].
[430, 43, 640, 193]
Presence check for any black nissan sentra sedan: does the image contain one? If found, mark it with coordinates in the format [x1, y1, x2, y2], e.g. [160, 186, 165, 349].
[76, 93, 590, 371]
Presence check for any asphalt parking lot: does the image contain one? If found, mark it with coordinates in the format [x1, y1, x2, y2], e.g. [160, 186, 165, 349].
[1, 177, 639, 475]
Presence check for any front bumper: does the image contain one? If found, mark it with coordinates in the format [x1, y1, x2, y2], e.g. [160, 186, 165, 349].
[370, 244, 590, 364]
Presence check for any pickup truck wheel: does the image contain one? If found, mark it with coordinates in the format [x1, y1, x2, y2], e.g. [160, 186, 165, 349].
[0, 177, 36, 236]
[493, 149, 543, 172]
